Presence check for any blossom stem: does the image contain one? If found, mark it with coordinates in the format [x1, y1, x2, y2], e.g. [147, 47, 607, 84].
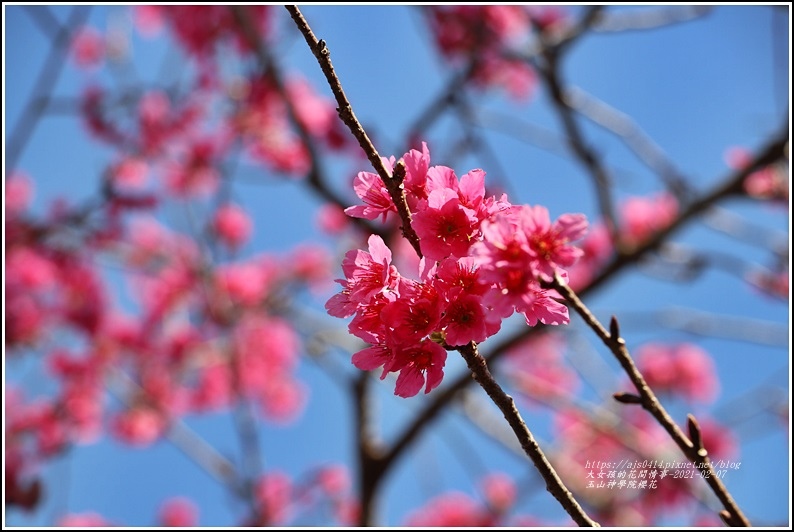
[551, 273, 751, 527]
[284, 5, 423, 258]
[457, 341, 599, 527]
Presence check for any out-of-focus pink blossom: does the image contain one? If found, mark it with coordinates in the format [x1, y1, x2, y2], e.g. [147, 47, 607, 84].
[255, 471, 292, 525]
[636, 342, 719, 403]
[289, 245, 332, 288]
[110, 158, 148, 189]
[620, 192, 679, 248]
[405, 492, 495, 527]
[5, 173, 34, 217]
[507, 332, 580, 401]
[480, 472, 516, 512]
[71, 27, 104, 69]
[746, 268, 789, 300]
[697, 417, 738, 460]
[58, 512, 114, 527]
[726, 146, 789, 201]
[316, 464, 351, 495]
[427, 6, 538, 99]
[133, 5, 165, 37]
[111, 407, 167, 446]
[212, 203, 252, 249]
[158, 497, 199, 527]
[316, 203, 349, 234]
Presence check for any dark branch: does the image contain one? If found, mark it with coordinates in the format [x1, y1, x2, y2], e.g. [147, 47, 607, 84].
[551, 273, 751, 527]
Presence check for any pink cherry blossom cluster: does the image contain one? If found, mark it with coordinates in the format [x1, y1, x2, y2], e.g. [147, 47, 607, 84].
[404, 472, 562, 527]
[133, 5, 272, 59]
[5, 174, 329, 504]
[726, 146, 789, 202]
[635, 342, 719, 403]
[426, 6, 542, 99]
[51, 463, 358, 527]
[327, 144, 588, 397]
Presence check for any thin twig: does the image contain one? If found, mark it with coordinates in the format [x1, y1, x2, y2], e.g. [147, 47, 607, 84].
[565, 85, 691, 198]
[7, 6, 91, 174]
[229, 6, 386, 242]
[550, 273, 751, 527]
[108, 368, 240, 490]
[456, 342, 599, 527]
[538, 53, 623, 251]
[284, 5, 423, 258]
[593, 6, 713, 33]
[23, 5, 62, 38]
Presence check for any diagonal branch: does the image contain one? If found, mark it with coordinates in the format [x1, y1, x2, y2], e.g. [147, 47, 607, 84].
[550, 273, 751, 527]
[7, 6, 91, 174]
[456, 342, 599, 527]
[229, 6, 386, 242]
[538, 53, 623, 251]
[284, 5, 422, 258]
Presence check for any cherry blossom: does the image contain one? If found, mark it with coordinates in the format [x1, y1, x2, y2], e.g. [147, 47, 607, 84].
[329, 143, 586, 396]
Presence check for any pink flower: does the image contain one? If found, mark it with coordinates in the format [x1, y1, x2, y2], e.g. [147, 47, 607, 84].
[434, 257, 489, 298]
[255, 471, 292, 525]
[256, 377, 307, 423]
[381, 280, 443, 347]
[71, 28, 104, 69]
[133, 6, 165, 37]
[158, 6, 271, 58]
[59, 512, 114, 527]
[521, 206, 587, 280]
[165, 138, 221, 197]
[289, 244, 332, 287]
[110, 157, 148, 189]
[567, 221, 613, 291]
[190, 362, 232, 411]
[729, 147, 788, 201]
[697, 417, 738, 460]
[344, 170, 396, 221]
[316, 464, 351, 495]
[440, 292, 498, 346]
[111, 407, 167, 446]
[413, 188, 479, 261]
[513, 285, 569, 327]
[232, 76, 310, 176]
[214, 261, 271, 308]
[471, 213, 533, 286]
[636, 342, 719, 403]
[392, 340, 448, 397]
[212, 203, 252, 249]
[287, 77, 348, 151]
[507, 332, 579, 400]
[620, 193, 678, 247]
[480, 473, 516, 513]
[402, 142, 432, 200]
[352, 343, 394, 378]
[316, 203, 349, 234]
[159, 497, 199, 527]
[427, 6, 536, 99]
[326, 235, 398, 318]
[5, 173, 34, 217]
[405, 492, 494, 527]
